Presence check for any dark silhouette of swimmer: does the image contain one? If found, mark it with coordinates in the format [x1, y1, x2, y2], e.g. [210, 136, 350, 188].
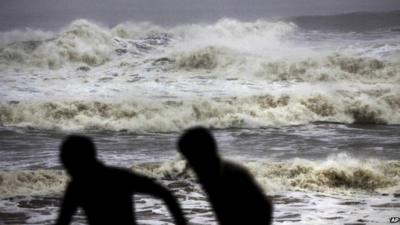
[178, 127, 273, 225]
[56, 135, 187, 225]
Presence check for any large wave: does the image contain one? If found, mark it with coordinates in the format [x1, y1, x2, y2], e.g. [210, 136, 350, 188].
[0, 170, 67, 198]
[1, 91, 399, 132]
[0, 19, 296, 70]
[0, 19, 399, 132]
[1, 19, 398, 80]
[1, 154, 399, 199]
[136, 153, 400, 194]
[0, 20, 115, 69]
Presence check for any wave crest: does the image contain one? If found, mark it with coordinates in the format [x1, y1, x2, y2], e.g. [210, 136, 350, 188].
[248, 155, 400, 193]
[134, 154, 400, 194]
[0, 19, 297, 70]
[2, 154, 398, 199]
[173, 46, 238, 70]
[254, 55, 399, 82]
[0, 20, 114, 69]
[0, 170, 67, 199]
[1, 91, 399, 132]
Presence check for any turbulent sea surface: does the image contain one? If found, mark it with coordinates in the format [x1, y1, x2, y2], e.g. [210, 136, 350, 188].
[0, 11, 400, 224]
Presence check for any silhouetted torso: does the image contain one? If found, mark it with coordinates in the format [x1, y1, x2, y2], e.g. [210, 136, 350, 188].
[178, 127, 273, 225]
[61, 165, 148, 225]
[56, 135, 187, 225]
[202, 162, 272, 225]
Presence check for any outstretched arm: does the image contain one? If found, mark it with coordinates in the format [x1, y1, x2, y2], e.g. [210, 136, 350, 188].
[55, 184, 78, 225]
[135, 176, 187, 225]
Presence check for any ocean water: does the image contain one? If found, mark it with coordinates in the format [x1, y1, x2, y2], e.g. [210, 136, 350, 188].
[0, 10, 400, 224]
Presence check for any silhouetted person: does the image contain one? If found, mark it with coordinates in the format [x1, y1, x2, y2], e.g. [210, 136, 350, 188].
[178, 127, 273, 225]
[56, 135, 187, 225]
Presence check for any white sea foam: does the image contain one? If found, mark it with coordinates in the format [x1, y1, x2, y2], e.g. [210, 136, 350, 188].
[0, 20, 115, 69]
[134, 153, 400, 195]
[0, 19, 399, 131]
[1, 90, 399, 132]
[2, 154, 397, 199]
[248, 153, 400, 194]
[1, 16, 399, 225]
[0, 170, 67, 199]
[0, 28, 54, 46]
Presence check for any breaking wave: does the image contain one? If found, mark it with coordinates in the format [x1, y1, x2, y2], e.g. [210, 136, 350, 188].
[0, 19, 399, 82]
[0, 19, 296, 70]
[0, 20, 114, 69]
[171, 51, 400, 82]
[132, 153, 400, 193]
[1, 154, 399, 198]
[1, 92, 400, 132]
[0, 18, 399, 131]
[135, 154, 400, 194]
[247, 154, 400, 194]
[0, 170, 67, 199]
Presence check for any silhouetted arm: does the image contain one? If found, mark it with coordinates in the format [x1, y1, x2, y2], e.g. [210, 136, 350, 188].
[135, 175, 187, 225]
[55, 184, 78, 225]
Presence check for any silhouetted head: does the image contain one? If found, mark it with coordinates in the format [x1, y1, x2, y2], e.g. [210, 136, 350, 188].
[60, 135, 98, 178]
[178, 127, 221, 176]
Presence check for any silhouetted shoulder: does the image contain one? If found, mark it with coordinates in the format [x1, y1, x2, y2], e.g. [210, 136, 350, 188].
[101, 166, 154, 189]
[222, 161, 254, 180]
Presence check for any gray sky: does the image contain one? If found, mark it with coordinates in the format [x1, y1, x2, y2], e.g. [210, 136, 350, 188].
[1, 0, 400, 30]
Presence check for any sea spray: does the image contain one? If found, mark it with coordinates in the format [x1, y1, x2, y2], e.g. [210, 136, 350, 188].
[1, 91, 399, 132]
[1, 154, 398, 199]
[0, 170, 67, 198]
[134, 154, 400, 195]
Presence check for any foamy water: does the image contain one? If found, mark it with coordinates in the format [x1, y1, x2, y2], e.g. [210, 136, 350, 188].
[1, 16, 400, 132]
[0, 125, 399, 224]
[1, 11, 400, 225]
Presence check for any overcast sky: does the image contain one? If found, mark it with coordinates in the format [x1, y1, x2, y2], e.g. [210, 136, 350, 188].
[1, 0, 399, 30]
